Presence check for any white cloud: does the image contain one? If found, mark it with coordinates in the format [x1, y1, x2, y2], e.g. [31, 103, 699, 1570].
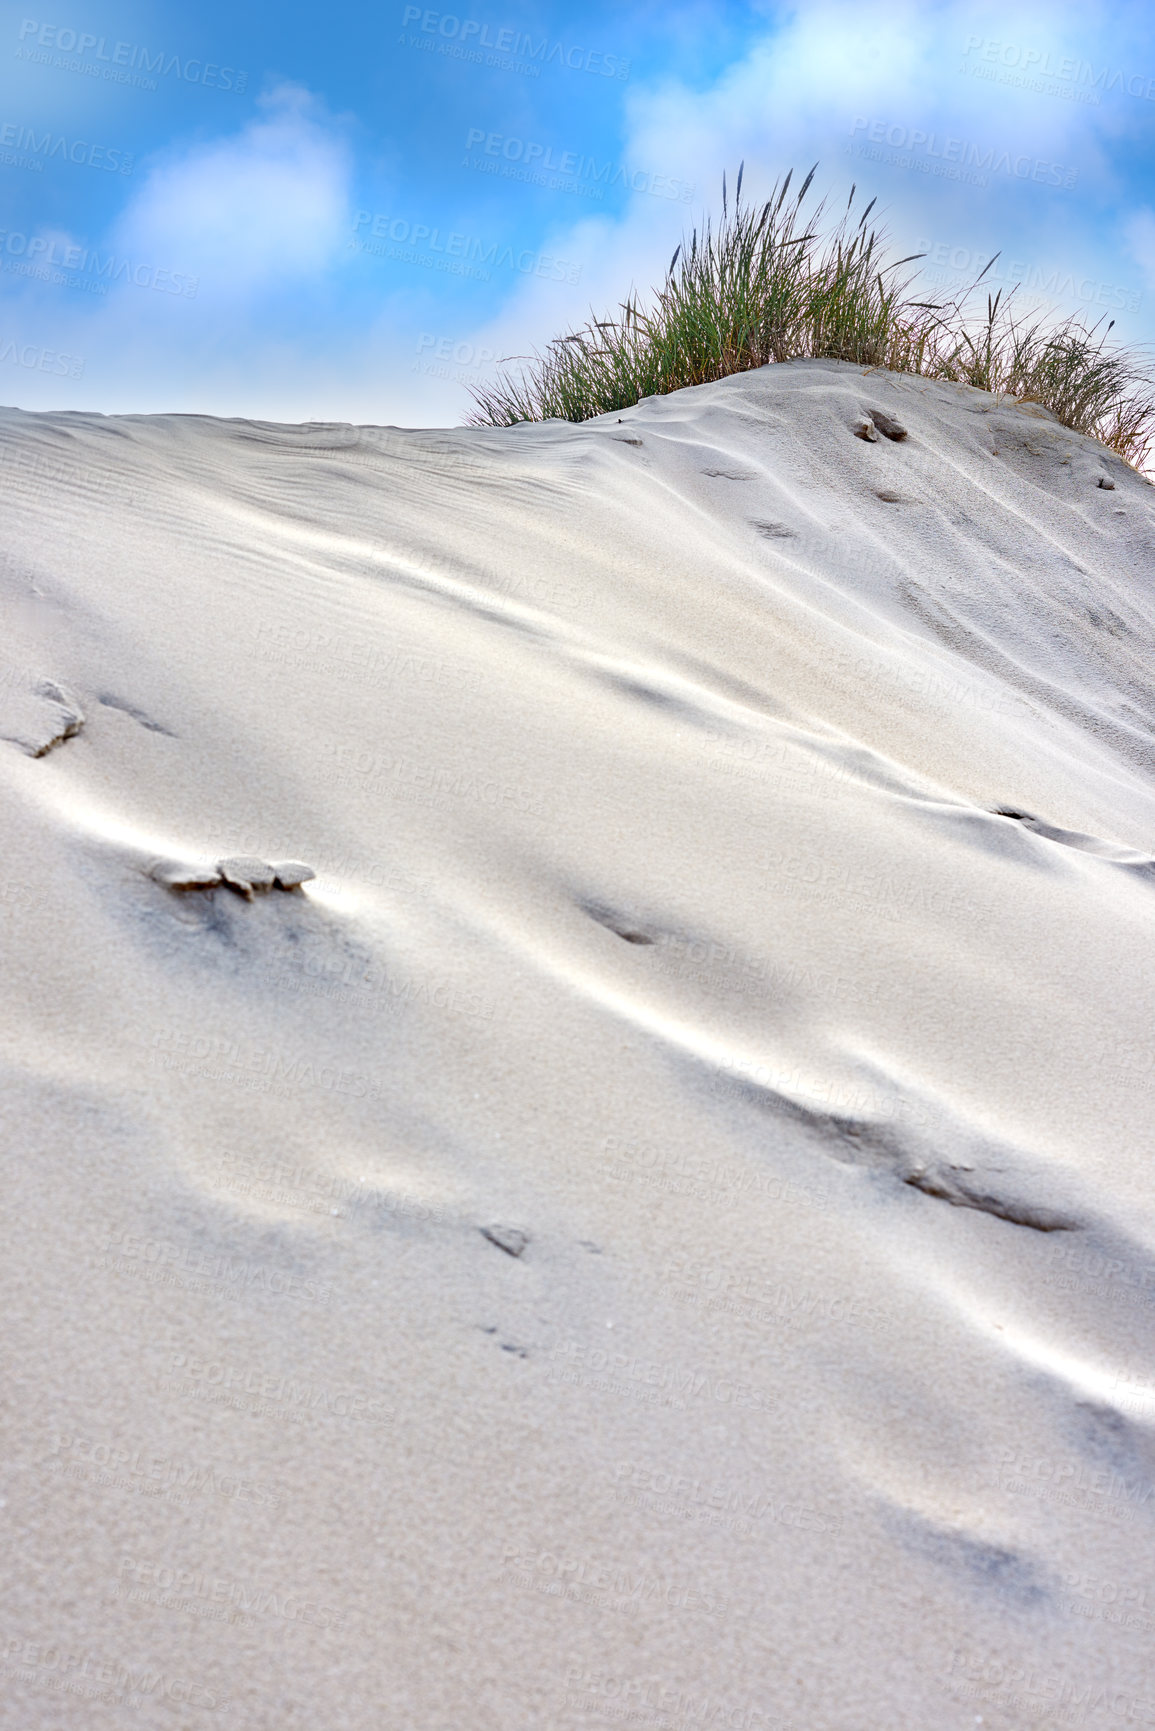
[448, 0, 1151, 425]
[112, 83, 352, 297]
[6, 3, 1150, 420]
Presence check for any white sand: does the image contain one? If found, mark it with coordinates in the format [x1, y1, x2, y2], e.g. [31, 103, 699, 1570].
[2, 358, 1154, 1729]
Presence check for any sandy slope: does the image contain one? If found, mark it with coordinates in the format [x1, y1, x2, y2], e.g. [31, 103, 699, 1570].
[2, 358, 1154, 1730]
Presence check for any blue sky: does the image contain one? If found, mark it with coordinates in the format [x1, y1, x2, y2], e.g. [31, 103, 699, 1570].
[1, 0, 1153, 424]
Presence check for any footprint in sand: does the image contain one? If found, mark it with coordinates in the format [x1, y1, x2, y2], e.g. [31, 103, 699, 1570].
[0, 676, 84, 757]
[863, 407, 908, 441]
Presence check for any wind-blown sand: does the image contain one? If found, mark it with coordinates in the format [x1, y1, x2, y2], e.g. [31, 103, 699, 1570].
[2, 358, 1154, 1730]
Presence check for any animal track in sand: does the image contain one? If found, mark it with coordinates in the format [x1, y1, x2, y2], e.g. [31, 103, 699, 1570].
[725, 1070, 1081, 1233]
[480, 1327, 529, 1357]
[98, 693, 176, 736]
[902, 1166, 1078, 1232]
[750, 519, 798, 539]
[888, 1509, 1048, 1605]
[481, 1226, 529, 1258]
[993, 809, 1154, 872]
[581, 901, 655, 945]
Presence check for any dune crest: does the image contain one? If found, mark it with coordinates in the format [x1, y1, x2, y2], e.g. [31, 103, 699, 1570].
[2, 359, 1154, 1729]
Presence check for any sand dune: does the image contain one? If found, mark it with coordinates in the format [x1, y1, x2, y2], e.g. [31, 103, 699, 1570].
[2, 358, 1154, 1729]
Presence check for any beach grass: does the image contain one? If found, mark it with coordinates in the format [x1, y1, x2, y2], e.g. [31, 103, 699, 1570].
[467, 165, 1155, 469]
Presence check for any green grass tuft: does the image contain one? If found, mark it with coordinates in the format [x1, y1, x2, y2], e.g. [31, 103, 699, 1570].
[467, 165, 1155, 471]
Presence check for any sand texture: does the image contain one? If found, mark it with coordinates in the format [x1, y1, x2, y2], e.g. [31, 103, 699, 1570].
[2, 358, 1155, 1729]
